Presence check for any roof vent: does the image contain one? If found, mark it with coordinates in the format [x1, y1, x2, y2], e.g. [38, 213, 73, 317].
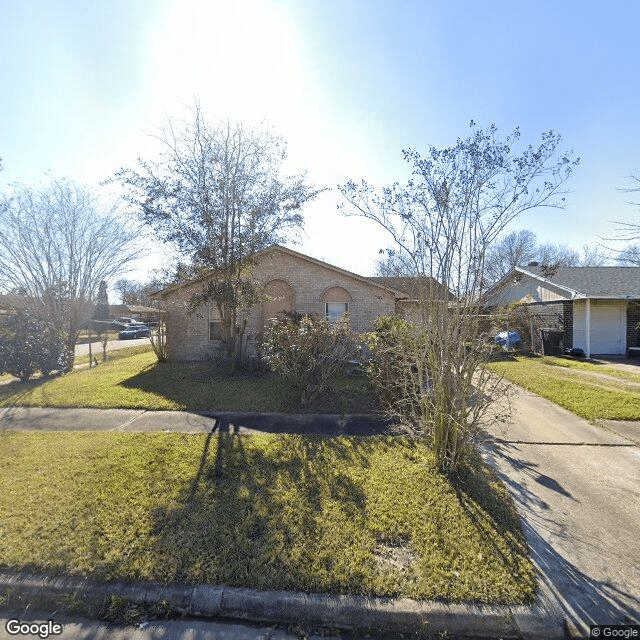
[528, 261, 539, 267]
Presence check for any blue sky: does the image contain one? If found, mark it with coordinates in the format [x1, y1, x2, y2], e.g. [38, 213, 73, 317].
[1, 0, 639, 281]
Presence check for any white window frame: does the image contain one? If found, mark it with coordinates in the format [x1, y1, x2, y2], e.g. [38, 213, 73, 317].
[208, 305, 222, 340]
[325, 302, 348, 324]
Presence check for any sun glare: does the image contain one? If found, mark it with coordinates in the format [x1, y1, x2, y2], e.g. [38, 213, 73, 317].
[151, 0, 305, 125]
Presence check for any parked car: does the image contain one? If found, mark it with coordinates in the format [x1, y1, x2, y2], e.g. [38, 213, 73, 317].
[118, 324, 151, 340]
[494, 331, 522, 349]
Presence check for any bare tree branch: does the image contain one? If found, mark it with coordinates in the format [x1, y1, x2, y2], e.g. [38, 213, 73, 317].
[112, 103, 325, 370]
[0, 179, 142, 367]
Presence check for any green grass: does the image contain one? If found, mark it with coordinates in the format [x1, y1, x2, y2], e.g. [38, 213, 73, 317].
[541, 355, 640, 383]
[73, 344, 152, 367]
[0, 348, 378, 413]
[0, 431, 535, 603]
[488, 355, 640, 421]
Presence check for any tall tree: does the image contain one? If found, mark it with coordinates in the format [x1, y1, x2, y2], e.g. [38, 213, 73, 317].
[374, 248, 415, 277]
[0, 180, 140, 368]
[483, 229, 538, 286]
[484, 230, 607, 286]
[340, 122, 578, 471]
[615, 171, 640, 240]
[114, 278, 142, 305]
[115, 103, 324, 368]
[94, 280, 110, 321]
[616, 243, 640, 266]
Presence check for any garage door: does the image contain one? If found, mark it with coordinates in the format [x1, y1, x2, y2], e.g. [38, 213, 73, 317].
[573, 300, 627, 355]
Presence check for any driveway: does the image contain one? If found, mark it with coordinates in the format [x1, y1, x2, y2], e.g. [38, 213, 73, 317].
[480, 384, 640, 637]
[74, 337, 151, 358]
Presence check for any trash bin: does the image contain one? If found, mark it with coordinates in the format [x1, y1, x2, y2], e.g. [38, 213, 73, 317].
[539, 328, 563, 356]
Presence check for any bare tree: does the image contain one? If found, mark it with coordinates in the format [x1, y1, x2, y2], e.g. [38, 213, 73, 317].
[483, 229, 538, 286]
[616, 243, 640, 266]
[340, 122, 579, 471]
[113, 278, 142, 305]
[374, 247, 415, 276]
[114, 103, 324, 370]
[577, 243, 608, 266]
[615, 172, 640, 240]
[484, 230, 607, 287]
[0, 180, 141, 368]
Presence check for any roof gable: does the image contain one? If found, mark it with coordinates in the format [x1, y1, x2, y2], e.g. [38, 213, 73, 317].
[482, 265, 640, 305]
[523, 266, 640, 298]
[264, 245, 406, 296]
[152, 244, 408, 299]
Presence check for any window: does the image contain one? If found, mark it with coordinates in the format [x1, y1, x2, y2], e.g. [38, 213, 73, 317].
[325, 302, 348, 324]
[209, 306, 221, 340]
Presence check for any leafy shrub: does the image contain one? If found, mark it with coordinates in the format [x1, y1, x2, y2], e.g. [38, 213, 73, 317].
[364, 315, 422, 413]
[261, 313, 357, 408]
[0, 313, 69, 381]
[365, 312, 506, 473]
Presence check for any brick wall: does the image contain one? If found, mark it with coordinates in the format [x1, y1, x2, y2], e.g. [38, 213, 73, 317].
[627, 300, 640, 349]
[159, 248, 397, 361]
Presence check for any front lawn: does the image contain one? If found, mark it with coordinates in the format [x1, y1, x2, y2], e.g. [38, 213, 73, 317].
[0, 349, 378, 414]
[488, 355, 640, 421]
[0, 431, 535, 603]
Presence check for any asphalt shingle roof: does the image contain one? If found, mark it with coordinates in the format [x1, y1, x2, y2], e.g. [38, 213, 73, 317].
[522, 266, 640, 298]
[367, 276, 455, 300]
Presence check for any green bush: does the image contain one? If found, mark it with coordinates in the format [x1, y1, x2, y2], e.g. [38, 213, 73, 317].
[364, 315, 422, 413]
[0, 313, 70, 381]
[260, 313, 357, 408]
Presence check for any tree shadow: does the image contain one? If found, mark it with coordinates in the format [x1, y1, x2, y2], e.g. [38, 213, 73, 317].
[119, 362, 381, 416]
[480, 435, 640, 632]
[522, 519, 640, 632]
[148, 427, 375, 594]
[0, 374, 63, 420]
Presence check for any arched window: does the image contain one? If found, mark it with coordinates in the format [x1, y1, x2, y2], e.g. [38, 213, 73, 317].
[262, 279, 294, 330]
[321, 286, 351, 324]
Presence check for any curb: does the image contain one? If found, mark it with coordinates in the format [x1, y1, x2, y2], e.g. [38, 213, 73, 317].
[0, 572, 565, 639]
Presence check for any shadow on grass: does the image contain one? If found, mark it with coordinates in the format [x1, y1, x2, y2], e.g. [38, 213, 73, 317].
[449, 451, 536, 572]
[0, 374, 61, 411]
[149, 429, 377, 593]
[119, 361, 380, 415]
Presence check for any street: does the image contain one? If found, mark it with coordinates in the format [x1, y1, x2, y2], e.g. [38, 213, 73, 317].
[74, 337, 151, 358]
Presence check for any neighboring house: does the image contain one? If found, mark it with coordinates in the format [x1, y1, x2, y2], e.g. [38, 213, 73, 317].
[368, 276, 457, 323]
[151, 244, 450, 361]
[0, 293, 29, 323]
[481, 265, 640, 357]
[108, 304, 159, 325]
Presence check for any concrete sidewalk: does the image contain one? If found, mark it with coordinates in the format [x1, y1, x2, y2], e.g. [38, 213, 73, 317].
[0, 407, 393, 435]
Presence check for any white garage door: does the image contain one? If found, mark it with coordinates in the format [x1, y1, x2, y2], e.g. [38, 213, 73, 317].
[573, 300, 627, 355]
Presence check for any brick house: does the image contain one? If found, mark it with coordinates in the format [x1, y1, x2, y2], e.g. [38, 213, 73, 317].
[481, 265, 640, 357]
[151, 244, 449, 361]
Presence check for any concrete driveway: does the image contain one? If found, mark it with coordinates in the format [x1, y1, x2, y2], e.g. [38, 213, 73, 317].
[480, 384, 640, 637]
